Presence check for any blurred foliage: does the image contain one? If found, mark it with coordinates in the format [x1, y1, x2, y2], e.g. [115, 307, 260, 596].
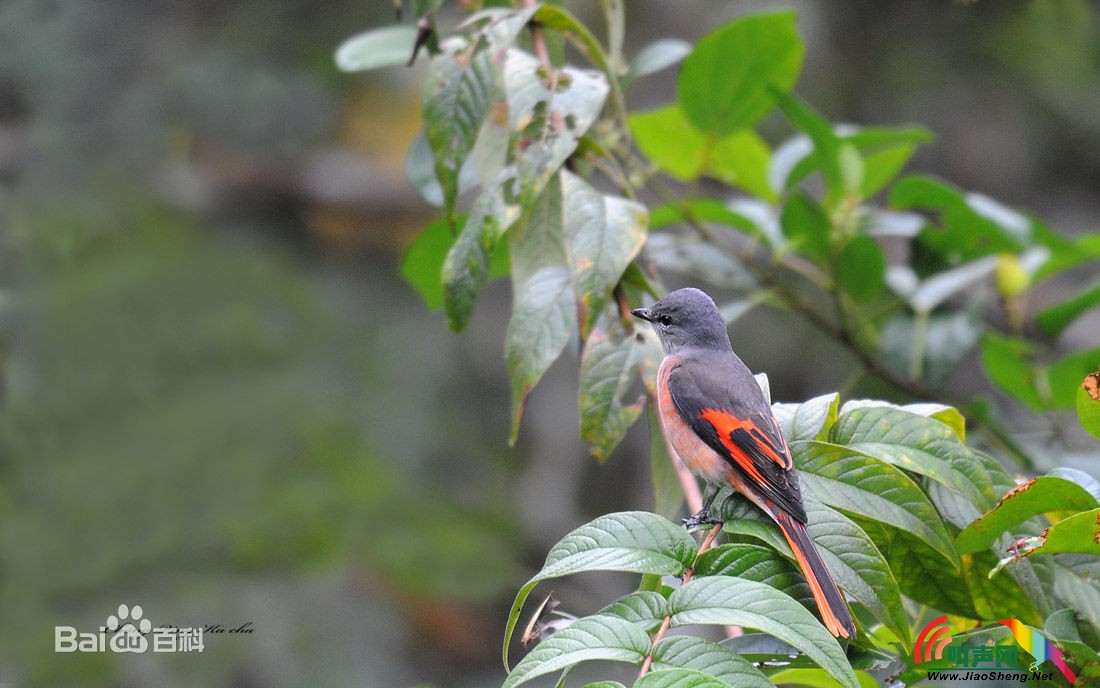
[0, 195, 519, 685]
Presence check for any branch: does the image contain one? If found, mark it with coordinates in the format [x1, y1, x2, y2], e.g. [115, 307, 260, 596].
[637, 525, 723, 678]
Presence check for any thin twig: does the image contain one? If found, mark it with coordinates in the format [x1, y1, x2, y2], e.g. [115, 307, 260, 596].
[637, 525, 723, 678]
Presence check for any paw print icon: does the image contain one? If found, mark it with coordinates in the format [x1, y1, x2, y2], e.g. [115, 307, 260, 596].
[106, 604, 152, 653]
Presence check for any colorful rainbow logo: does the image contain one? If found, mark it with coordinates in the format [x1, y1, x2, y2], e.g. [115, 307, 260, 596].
[913, 615, 953, 664]
[998, 619, 1077, 684]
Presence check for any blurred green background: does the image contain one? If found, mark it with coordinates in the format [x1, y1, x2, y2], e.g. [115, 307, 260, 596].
[0, 1, 1097, 686]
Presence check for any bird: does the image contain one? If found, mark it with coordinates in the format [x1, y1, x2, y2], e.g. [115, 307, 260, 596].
[633, 287, 856, 639]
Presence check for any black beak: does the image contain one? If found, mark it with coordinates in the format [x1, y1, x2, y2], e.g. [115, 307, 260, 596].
[631, 307, 652, 322]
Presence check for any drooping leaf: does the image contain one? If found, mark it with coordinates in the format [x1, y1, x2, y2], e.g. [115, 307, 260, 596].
[504, 50, 609, 201]
[579, 308, 661, 460]
[334, 25, 421, 72]
[678, 12, 804, 137]
[650, 636, 773, 688]
[505, 265, 576, 441]
[441, 168, 523, 330]
[509, 172, 566, 284]
[503, 614, 650, 687]
[403, 214, 511, 311]
[667, 577, 858, 688]
[503, 512, 697, 667]
[561, 171, 648, 335]
[956, 472, 1100, 555]
[423, 40, 500, 219]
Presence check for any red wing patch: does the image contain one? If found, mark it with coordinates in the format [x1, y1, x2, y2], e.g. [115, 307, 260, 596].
[698, 408, 790, 471]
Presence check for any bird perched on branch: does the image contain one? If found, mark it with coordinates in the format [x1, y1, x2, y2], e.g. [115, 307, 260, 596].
[633, 287, 856, 639]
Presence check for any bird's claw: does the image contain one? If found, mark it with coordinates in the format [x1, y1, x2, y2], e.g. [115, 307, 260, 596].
[682, 511, 723, 530]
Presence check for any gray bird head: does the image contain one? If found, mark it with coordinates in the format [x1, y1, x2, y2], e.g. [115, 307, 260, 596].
[632, 287, 732, 354]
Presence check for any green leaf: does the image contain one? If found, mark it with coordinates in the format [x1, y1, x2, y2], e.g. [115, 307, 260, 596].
[834, 235, 886, 302]
[503, 614, 650, 688]
[838, 398, 967, 442]
[334, 25, 420, 72]
[795, 442, 958, 566]
[441, 169, 523, 330]
[650, 637, 772, 688]
[583, 683, 628, 688]
[693, 543, 815, 609]
[979, 332, 1046, 411]
[531, 4, 612, 75]
[780, 193, 831, 263]
[1048, 347, 1100, 409]
[828, 406, 997, 510]
[859, 143, 918, 198]
[405, 131, 445, 207]
[505, 51, 609, 200]
[708, 130, 775, 201]
[505, 265, 576, 442]
[629, 107, 774, 200]
[1054, 557, 1100, 640]
[402, 214, 510, 310]
[599, 590, 669, 629]
[630, 106, 709, 181]
[509, 173, 566, 284]
[955, 474, 1100, 555]
[503, 512, 697, 667]
[579, 309, 661, 460]
[715, 496, 908, 645]
[769, 668, 880, 688]
[1038, 279, 1100, 337]
[649, 199, 760, 236]
[634, 668, 735, 688]
[1078, 372, 1100, 440]
[667, 577, 858, 688]
[423, 41, 499, 219]
[994, 508, 1100, 574]
[562, 171, 648, 335]
[626, 39, 693, 86]
[678, 12, 804, 137]
[891, 175, 1026, 268]
[772, 91, 842, 199]
[1045, 608, 1100, 664]
[773, 392, 840, 442]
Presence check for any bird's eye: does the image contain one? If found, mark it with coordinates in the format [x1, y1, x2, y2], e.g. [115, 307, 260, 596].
[657, 315, 672, 327]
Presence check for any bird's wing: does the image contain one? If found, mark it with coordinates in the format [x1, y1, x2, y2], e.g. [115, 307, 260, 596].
[667, 353, 807, 523]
